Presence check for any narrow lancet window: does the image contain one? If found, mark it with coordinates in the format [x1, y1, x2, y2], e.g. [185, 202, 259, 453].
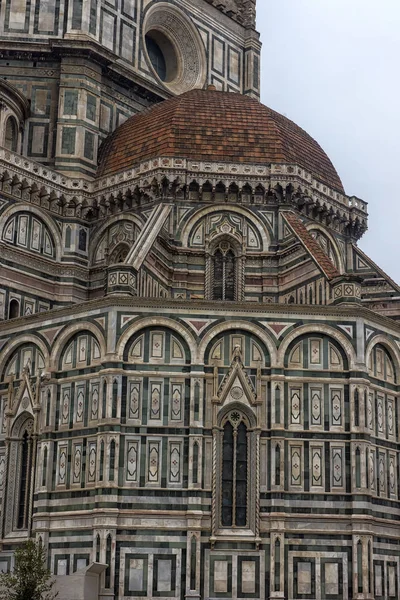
[221, 412, 248, 528]
[212, 244, 236, 301]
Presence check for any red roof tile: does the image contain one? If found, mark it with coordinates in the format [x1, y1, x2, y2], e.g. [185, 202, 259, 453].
[97, 89, 344, 193]
[282, 212, 341, 280]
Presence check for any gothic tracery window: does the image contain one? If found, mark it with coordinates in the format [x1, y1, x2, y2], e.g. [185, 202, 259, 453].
[221, 411, 249, 528]
[15, 418, 34, 530]
[212, 243, 236, 301]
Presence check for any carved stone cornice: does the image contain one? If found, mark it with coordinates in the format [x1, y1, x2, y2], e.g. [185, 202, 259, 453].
[0, 150, 368, 241]
[0, 294, 399, 338]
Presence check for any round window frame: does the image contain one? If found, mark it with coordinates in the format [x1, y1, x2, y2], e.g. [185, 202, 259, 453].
[143, 3, 207, 95]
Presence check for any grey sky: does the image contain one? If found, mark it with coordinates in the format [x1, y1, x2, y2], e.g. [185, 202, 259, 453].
[258, 0, 400, 282]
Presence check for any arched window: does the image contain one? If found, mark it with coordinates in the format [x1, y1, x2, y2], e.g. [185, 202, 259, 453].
[368, 540, 372, 594]
[221, 412, 248, 528]
[112, 380, 118, 419]
[109, 440, 116, 482]
[354, 389, 360, 427]
[212, 244, 236, 301]
[275, 444, 281, 486]
[99, 441, 104, 482]
[8, 298, 20, 319]
[65, 226, 72, 249]
[5, 116, 18, 152]
[17, 422, 34, 530]
[194, 382, 200, 421]
[275, 385, 281, 424]
[102, 380, 107, 419]
[96, 534, 101, 563]
[18, 430, 30, 529]
[42, 447, 48, 488]
[78, 228, 87, 251]
[355, 447, 361, 488]
[274, 537, 281, 591]
[192, 442, 199, 484]
[105, 534, 112, 588]
[357, 540, 363, 593]
[190, 535, 197, 590]
[46, 389, 51, 427]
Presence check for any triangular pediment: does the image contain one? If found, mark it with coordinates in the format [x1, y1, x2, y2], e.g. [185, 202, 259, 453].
[12, 373, 35, 418]
[216, 352, 259, 406]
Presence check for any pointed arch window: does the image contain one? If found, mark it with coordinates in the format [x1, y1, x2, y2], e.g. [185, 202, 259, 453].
[109, 440, 116, 482]
[95, 534, 101, 563]
[105, 534, 112, 588]
[275, 444, 281, 486]
[221, 411, 248, 528]
[112, 380, 118, 419]
[16, 421, 34, 530]
[5, 116, 18, 152]
[17, 431, 30, 529]
[99, 441, 105, 482]
[212, 244, 237, 301]
[42, 446, 48, 488]
[355, 447, 361, 488]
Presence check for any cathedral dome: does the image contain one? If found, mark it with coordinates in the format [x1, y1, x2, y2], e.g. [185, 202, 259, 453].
[97, 89, 344, 193]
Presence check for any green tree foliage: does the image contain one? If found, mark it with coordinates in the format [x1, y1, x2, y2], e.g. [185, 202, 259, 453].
[0, 539, 58, 600]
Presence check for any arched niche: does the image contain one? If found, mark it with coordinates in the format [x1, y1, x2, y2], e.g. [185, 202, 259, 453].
[123, 326, 191, 365]
[0, 80, 29, 154]
[2, 211, 56, 259]
[90, 216, 142, 266]
[1, 342, 46, 382]
[58, 330, 103, 371]
[204, 328, 270, 368]
[179, 205, 271, 251]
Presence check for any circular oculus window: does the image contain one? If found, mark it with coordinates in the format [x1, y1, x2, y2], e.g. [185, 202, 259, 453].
[143, 3, 207, 94]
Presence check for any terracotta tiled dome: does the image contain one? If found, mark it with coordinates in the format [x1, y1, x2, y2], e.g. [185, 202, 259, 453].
[97, 89, 344, 193]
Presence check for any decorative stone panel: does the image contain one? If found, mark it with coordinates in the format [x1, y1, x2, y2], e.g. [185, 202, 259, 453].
[106, 265, 137, 296]
[331, 275, 362, 304]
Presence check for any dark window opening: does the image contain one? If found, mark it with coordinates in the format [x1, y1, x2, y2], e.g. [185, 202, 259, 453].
[42, 447, 48, 488]
[221, 416, 248, 528]
[96, 535, 100, 563]
[145, 35, 167, 81]
[190, 536, 197, 590]
[9, 298, 19, 319]
[99, 441, 104, 482]
[193, 442, 199, 485]
[78, 228, 87, 251]
[109, 440, 115, 481]
[212, 247, 236, 301]
[17, 429, 31, 529]
[5, 116, 18, 152]
[112, 380, 118, 419]
[354, 389, 359, 427]
[105, 535, 112, 588]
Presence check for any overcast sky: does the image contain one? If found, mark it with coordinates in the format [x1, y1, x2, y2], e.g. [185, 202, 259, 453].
[257, 0, 400, 282]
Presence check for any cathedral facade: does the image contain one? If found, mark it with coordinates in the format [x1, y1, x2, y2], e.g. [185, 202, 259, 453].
[0, 1, 400, 599]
